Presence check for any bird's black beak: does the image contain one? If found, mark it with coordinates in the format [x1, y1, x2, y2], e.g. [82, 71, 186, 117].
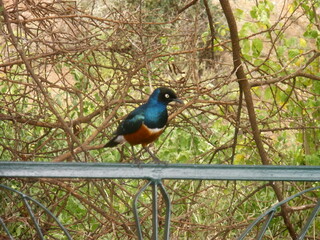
[172, 98, 184, 105]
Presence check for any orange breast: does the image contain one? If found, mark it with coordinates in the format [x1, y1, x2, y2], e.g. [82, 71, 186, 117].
[124, 124, 164, 146]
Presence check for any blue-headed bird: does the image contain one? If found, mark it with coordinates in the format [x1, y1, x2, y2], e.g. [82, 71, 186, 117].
[104, 87, 183, 163]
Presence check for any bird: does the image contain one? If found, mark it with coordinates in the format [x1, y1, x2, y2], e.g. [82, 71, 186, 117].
[104, 87, 183, 163]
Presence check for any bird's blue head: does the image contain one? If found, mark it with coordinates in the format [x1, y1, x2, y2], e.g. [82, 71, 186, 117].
[148, 87, 183, 106]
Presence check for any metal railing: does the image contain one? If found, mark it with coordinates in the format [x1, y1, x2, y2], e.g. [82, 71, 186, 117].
[0, 162, 319, 239]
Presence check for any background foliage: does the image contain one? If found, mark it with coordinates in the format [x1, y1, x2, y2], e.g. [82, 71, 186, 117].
[0, 0, 319, 239]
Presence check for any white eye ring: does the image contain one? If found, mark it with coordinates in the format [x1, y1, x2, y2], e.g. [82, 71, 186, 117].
[165, 93, 170, 98]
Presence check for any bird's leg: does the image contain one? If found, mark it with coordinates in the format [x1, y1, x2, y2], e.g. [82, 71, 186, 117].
[143, 145, 167, 164]
[131, 145, 142, 164]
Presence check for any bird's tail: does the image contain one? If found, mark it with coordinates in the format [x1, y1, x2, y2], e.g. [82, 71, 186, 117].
[104, 135, 123, 148]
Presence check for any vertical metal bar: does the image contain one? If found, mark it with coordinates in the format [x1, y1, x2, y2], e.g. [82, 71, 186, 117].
[256, 210, 275, 240]
[0, 217, 14, 240]
[152, 181, 158, 240]
[1, 184, 72, 239]
[159, 181, 171, 240]
[238, 186, 320, 240]
[27, 196, 73, 240]
[298, 198, 320, 240]
[133, 180, 152, 240]
[22, 195, 45, 240]
[133, 180, 170, 240]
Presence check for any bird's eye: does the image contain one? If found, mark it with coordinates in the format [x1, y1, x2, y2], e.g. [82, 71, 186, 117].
[165, 93, 170, 99]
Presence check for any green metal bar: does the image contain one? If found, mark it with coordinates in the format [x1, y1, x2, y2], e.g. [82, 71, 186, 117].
[132, 180, 171, 240]
[159, 181, 171, 240]
[152, 181, 159, 240]
[133, 180, 152, 240]
[0, 217, 14, 240]
[22, 196, 45, 239]
[0, 184, 73, 240]
[0, 162, 319, 181]
[297, 198, 320, 240]
[1, 162, 319, 239]
[256, 210, 275, 240]
[237, 186, 320, 239]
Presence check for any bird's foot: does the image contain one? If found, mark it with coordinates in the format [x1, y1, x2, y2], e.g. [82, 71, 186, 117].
[133, 157, 143, 165]
[142, 146, 167, 164]
[152, 157, 167, 164]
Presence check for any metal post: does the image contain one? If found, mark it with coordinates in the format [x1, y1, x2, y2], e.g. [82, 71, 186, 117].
[22, 196, 45, 240]
[159, 181, 171, 240]
[133, 181, 152, 240]
[133, 179, 171, 240]
[0, 217, 14, 240]
[151, 181, 159, 240]
[298, 198, 320, 240]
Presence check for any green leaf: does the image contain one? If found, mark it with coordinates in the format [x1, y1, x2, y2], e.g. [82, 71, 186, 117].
[313, 81, 320, 94]
[250, 7, 258, 19]
[254, 59, 264, 67]
[285, 37, 298, 47]
[201, 31, 209, 43]
[241, 39, 250, 54]
[276, 45, 286, 56]
[288, 49, 300, 59]
[304, 154, 320, 165]
[235, 8, 244, 18]
[252, 38, 263, 57]
[303, 29, 318, 39]
[299, 38, 307, 48]
[243, 53, 252, 61]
